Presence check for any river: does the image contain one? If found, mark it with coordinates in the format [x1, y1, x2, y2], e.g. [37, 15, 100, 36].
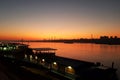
[26, 42, 120, 79]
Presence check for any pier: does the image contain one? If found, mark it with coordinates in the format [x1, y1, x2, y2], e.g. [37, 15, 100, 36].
[0, 42, 118, 80]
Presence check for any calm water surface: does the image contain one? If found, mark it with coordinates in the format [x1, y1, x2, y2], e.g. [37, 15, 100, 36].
[27, 42, 120, 78]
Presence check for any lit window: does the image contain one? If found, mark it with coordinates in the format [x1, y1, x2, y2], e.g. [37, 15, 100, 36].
[65, 66, 75, 74]
[30, 55, 33, 59]
[52, 62, 58, 70]
[25, 54, 27, 58]
[35, 56, 38, 59]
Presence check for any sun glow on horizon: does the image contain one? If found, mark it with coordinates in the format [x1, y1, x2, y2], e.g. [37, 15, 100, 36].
[0, 0, 120, 40]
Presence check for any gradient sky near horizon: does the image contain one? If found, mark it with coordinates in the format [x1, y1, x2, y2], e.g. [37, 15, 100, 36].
[0, 0, 120, 40]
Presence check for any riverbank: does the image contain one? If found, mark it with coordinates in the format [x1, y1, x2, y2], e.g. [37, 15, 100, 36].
[0, 55, 118, 80]
[3, 36, 120, 45]
[0, 42, 119, 80]
[0, 56, 71, 80]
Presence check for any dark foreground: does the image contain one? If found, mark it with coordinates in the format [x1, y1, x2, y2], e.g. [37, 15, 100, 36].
[0, 61, 48, 80]
[0, 42, 119, 80]
[0, 57, 118, 80]
[0, 57, 71, 80]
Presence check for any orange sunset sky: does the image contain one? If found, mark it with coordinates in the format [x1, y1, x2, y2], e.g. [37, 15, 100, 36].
[0, 0, 120, 40]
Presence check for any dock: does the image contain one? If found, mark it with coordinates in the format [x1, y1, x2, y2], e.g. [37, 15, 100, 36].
[0, 42, 118, 80]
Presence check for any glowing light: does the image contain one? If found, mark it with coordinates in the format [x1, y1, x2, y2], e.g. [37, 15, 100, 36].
[42, 59, 45, 62]
[3, 47, 7, 51]
[53, 62, 57, 65]
[68, 66, 72, 69]
[25, 54, 27, 58]
[30, 55, 33, 59]
[35, 56, 38, 59]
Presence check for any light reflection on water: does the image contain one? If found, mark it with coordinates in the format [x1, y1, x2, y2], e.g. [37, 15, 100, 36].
[26, 42, 120, 79]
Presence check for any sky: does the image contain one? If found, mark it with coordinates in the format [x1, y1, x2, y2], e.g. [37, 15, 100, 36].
[0, 0, 120, 40]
